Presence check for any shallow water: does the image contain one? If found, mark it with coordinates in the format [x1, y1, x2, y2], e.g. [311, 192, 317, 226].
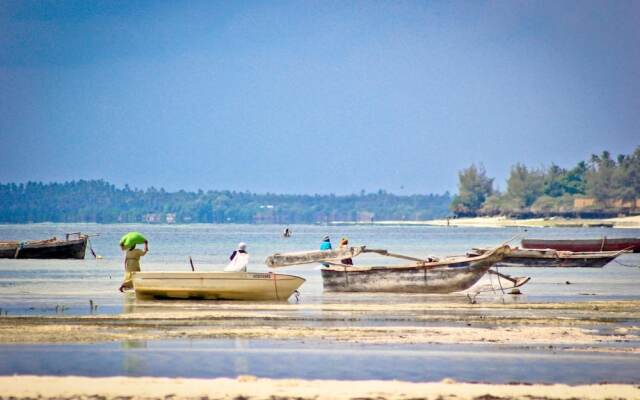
[1, 223, 639, 383]
[1, 223, 639, 315]
[2, 340, 640, 384]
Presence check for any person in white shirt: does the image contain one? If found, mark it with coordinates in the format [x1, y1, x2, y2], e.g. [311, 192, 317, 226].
[224, 242, 249, 272]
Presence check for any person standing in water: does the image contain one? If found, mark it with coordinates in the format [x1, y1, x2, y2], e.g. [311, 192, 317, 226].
[225, 242, 249, 272]
[119, 240, 148, 292]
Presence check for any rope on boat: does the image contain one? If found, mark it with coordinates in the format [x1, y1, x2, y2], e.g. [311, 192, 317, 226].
[494, 265, 506, 304]
[88, 238, 97, 259]
[13, 242, 24, 259]
[612, 258, 640, 268]
[609, 246, 638, 267]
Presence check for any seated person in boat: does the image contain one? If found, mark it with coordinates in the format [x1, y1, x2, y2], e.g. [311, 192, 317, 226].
[119, 240, 148, 292]
[320, 235, 332, 250]
[320, 235, 332, 267]
[339, 237, 353, 265]
[225, 242, 249, 272]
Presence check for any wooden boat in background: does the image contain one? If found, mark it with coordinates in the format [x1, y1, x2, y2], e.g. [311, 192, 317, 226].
[0, 233, 88, 259]
[133, 271, 305, 301]
[470, 247, 627, 268]
[267, 245, 528, 293]
[522, 237, 640, 253]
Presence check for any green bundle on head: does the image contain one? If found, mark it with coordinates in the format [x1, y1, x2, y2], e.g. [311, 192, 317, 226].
[120, 232, 146, 249]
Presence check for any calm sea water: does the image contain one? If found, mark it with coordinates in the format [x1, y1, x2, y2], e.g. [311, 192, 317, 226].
[2, 340, 640, 384]
[1, 223, 639, 315]
[1, 223, 639, 383]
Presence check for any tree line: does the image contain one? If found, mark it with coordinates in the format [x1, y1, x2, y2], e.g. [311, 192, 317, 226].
[451, 146, 640, 217]
[0, 180, 451, 224]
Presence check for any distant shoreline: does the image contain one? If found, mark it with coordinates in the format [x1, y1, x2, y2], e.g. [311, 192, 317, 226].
[330, 215, 640, 229]
[0, 215, 639, 228]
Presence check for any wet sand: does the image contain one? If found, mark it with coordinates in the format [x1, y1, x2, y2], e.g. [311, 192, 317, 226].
[1, 375, 638, 400]
[1, 299, 638, 352]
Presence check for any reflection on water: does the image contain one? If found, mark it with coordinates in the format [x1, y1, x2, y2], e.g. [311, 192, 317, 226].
[233, 338, 250, 376]
[121, 340, 149, 375]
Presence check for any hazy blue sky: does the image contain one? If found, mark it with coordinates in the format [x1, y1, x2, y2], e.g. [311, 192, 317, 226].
[1, 1, 638, 194]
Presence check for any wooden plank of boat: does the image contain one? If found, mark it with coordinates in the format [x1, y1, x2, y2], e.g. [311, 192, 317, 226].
[0, 242, 19, 258]
[470, 247, 626, 268]
[265, 246, 365, 268]
[320, 245, 512, 293]
[132, 271, 305, 301]
[0, 235, 88, 259]
[522, 237, 640, 253]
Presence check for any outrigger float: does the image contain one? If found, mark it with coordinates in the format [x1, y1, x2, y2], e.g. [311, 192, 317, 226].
[266, 245, 529, 293]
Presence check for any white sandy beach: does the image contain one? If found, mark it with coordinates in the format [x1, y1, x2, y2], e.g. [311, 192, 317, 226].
[1, 375, 638, 400]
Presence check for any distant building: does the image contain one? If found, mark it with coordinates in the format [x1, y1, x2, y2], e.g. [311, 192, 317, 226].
[573, 198, 596, 209]
[357, 211, 375, 223]
[165, 213, 176, 224]
[144, 213, 162, 223]
[255, 205, 277, 224]
[574, 197, 639, 210]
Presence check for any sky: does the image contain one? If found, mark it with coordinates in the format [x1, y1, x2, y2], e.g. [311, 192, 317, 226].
[0, 1, 638, 195]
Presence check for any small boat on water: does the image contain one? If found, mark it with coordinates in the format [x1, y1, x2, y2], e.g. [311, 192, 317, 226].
[469, 247, 627, 268]
[522, 237, 640, 253]
[133, 271, 305, 301]
[267, 245, 528, 293]
[0, 233, 88, 259]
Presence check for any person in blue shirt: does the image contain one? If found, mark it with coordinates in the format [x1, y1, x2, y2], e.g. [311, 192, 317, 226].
[320, 235, 332, 268]
[320, 235, 332, 251]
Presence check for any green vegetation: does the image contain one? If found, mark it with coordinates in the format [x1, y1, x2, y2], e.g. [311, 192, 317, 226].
[452, 146, 640, 217]
[450, 164, 494, 215]
[0, 181, 451, 224]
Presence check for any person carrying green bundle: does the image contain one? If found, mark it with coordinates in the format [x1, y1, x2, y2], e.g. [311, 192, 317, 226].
[119, 232, 148, 292]
[119, 232, 147, 250]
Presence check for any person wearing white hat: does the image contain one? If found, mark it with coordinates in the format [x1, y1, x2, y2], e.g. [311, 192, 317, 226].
[224, 242, 249, 272]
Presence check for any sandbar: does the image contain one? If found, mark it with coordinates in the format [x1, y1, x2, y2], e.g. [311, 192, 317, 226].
[0, 375, 638, 400]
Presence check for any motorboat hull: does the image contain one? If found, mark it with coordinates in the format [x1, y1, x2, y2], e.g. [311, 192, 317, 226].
[133, 271, 305, 301]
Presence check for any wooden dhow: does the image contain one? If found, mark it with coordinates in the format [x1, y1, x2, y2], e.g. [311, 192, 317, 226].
[267, 245, 528, 293]
[522, 237, 640, 253]
[469, 247, 628, 268]
[0, 233, 88, 259]
[133, 271, 305, 301]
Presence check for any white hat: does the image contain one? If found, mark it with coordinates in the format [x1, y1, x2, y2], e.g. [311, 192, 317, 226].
[237, 242, 247, 251]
